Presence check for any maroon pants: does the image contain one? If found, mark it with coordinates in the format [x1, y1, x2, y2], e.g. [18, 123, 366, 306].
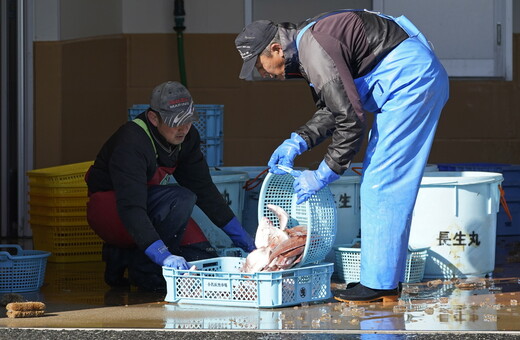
[87, 190, 208, 248]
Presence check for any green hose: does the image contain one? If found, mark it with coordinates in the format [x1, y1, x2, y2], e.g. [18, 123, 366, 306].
[176, 32, 187, 87]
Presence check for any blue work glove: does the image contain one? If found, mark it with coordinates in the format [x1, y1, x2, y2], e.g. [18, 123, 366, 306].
[268, 133, 308, 175]
[293, 160, 340, 204]
[222, 217, 256, 253]
[145, 239, 190, 270]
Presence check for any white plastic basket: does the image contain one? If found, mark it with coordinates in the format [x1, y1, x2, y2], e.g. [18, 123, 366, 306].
[163, 257, 333, 308]
[334, 239, 429, 284]
[257, 173, 337, 266]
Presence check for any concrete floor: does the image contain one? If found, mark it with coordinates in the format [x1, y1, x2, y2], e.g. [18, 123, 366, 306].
[1, 236, 520, 339]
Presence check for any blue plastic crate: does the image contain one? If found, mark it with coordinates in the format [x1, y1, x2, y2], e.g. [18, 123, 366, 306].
[128, 104, 224, 166]
[193, 104, 223, 140]
[127, 104, 149, 121]
[0, 244, 51, 292]
[163, 257, 333, 308]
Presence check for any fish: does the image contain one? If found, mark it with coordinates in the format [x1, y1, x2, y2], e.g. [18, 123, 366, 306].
[262, 226, 307, 271]
[254, 205, 289, 249]
[239, 204, 307, 273]
[239, 246, 271, 273]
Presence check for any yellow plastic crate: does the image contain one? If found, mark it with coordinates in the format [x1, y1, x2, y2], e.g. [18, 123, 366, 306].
[29, 194, 88, 207]
[29, 186, 88, 198]
[31, 224, 103, 263]
[45, 262, 107, 291]
[27, 161, 93, 188]
[29, 215, 88, 226]
[29, 204, 87, 217]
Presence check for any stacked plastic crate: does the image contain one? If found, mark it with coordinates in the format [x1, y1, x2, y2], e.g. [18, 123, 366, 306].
[128, 104, 224, 166]
[27, 161, 103, 263]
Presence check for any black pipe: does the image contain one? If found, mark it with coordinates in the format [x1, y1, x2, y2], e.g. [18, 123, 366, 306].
[173, 0, 187, 87]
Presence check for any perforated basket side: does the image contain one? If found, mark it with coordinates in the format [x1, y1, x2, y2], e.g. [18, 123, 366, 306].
[334, 243, 429, 284]
[334, 247, 361, 284]
[163, 257, 333, 308]
[258, 173, 337, 266]
[404, 249, 429, 283]
[31, 224, 103, 262]
[27, 161, 93, 187]
[0, 245, 50, 293]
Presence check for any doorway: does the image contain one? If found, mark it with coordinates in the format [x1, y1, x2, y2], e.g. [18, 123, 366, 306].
[0, 0, 33, 239]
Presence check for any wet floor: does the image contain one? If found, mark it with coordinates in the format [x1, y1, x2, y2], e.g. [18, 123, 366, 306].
[1, 236, 520, 338]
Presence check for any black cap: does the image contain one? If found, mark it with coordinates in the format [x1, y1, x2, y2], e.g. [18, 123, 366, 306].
[235, 20, 278, 79]
[150, 81, 198, 127]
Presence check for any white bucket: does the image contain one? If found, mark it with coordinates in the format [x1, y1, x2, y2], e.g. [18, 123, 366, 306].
[211, 166, 269, 237]
[191, 170, 248, 248]
[326, 163, 438, 263]
[408, 171, 503, 279]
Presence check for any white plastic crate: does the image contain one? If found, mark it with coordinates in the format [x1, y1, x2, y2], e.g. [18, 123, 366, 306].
[163, 257, 333, 308]
[334, 239, 429, 284]
[128, 104, 223, 166]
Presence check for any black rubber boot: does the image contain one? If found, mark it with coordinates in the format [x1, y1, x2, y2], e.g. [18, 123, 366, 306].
[127, 249, 166, 292]
[334, 283, 399, 303]
[102, 243, 131, 287]
[346, 281, 403, 292]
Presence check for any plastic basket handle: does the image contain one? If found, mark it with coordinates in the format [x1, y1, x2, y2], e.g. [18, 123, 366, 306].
[499, 185, 513, 222]
[243, 168, 269, 191]
[0, 244, 23, 261]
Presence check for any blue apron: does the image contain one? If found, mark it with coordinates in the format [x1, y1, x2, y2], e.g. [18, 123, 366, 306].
[297, 10, 449, 289]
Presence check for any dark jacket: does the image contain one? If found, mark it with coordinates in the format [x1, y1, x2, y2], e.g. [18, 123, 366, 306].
[86, 111, 234, 250]
[280, 10, 408, 174]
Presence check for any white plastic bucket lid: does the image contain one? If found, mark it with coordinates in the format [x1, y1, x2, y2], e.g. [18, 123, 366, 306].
[419, 171, 503, 187]
[209, 170, 248, 184]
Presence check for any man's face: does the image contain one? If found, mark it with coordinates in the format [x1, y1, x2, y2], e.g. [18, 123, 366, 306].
[148, 111, 191, 145]
[255, 43, 286, 80]
[157, 121, 191, 145]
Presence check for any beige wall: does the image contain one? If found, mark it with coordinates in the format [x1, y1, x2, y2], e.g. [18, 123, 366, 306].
[34, 33, 520, 170]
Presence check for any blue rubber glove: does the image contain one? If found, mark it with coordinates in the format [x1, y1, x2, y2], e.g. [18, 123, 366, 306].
[222, 217, 256, 252]
[268, 133, 308, 175]
[293, 160, 340, 204]
[163, 254, 191, 270]
[145, 239, 190, 270]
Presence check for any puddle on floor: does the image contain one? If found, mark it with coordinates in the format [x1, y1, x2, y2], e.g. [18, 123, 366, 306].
[1, 258, 519, 331]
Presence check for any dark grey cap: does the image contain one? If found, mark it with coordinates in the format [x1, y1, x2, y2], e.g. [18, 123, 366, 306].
[150, 81, 198, 127]
[235, 20, 278, 79]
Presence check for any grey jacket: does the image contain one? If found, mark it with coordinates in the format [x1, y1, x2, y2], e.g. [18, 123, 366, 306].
[280, 10, 408, 174]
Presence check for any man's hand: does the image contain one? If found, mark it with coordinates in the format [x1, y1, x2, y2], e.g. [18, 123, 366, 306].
[293, 160, 340, 204]
[145, 239, 189, 269]
[162, 254, 190, 270]
[222, 217, 256, 253]
[268, 133, 308, 175]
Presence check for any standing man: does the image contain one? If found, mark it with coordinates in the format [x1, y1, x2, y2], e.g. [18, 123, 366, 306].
[86, 81, 255, 291]
[235, 10, 449, 302]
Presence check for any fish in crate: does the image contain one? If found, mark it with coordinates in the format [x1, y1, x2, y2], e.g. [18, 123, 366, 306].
[171, 204, 309, 303]
[240, 204, 307, 273]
